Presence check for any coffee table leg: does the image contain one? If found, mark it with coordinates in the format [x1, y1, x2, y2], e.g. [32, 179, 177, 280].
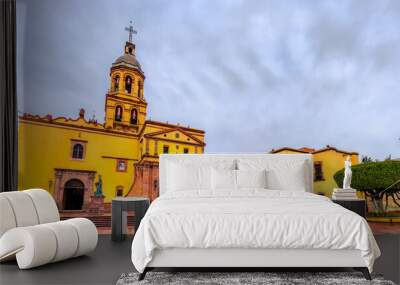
[112, 201, 123, 241]
[122, 210, 128, 237]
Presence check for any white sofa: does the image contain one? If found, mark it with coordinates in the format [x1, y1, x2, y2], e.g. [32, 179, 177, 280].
[0, 189, 98, 269]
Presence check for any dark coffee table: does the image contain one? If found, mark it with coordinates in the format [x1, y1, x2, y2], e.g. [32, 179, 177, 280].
[111, 197, 150, 241]
[332, 198, 366, 218]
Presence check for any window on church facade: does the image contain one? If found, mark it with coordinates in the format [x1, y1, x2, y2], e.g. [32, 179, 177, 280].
[184, 148, 189, 154]
[72, 143, 84, 159]
[115, 106, 123, 122]
[116, 159, 127, 172]
[125, 76, 132, 93]
[130, 108, 138, 125]
[314, 161, 324, 181]
[116, 186, 123, 197]
[163, 145, 169, 154]
[113, 75, 120, 91]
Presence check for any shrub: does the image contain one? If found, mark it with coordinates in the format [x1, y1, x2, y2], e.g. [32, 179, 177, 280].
[334, 160, 400, 215]
[334, 160, 400, 190]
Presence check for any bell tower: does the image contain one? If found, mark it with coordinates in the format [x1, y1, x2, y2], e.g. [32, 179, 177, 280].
[105, 21, 147, 133]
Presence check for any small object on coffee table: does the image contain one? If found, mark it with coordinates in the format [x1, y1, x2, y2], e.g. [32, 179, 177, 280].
[343, 155, 353, 189]
[332, 187, 358, 200]
[112, 197, 149, 242]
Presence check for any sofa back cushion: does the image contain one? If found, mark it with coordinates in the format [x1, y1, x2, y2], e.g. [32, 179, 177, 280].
[0, 196, 17, 237]
[25, 189, 60, 223]
[0, 189, 60, 238]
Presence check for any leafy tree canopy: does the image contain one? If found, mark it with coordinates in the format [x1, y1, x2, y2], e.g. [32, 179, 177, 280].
[334, 160, 400, 191]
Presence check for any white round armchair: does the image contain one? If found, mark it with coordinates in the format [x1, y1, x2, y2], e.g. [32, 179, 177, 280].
[0, 189, 98, 269]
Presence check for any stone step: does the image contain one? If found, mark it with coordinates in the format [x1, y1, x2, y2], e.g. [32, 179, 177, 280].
[61, 215, 135, 228]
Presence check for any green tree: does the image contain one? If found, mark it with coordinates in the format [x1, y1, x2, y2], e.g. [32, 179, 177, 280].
[361, 156, 374, 163]
[384, 154, 392, 161]
[334, 160, 400, 215]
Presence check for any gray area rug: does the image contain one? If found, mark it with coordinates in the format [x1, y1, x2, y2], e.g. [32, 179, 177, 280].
[116, 272, 396, 285]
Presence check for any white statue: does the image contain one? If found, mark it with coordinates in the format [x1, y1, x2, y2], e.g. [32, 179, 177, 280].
[343, 156, 352, 189]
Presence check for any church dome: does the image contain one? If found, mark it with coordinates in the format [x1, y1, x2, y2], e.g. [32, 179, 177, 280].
[112, 41, 144, 74]
[113, 53, 142, 71]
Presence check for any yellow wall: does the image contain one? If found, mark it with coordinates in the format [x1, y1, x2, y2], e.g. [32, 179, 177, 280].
[104, 99, 146, 129]
[109, 70, 144, 98]
[142, 127, 204, 157]
[18, 120, 139, 202]
[18, 118, 205, 202]
[105, 69, 146, 130]
[18, 41, 206, 207]
[313, 150, 358, 196]
[146, 139, 201, 156]
[272, 149, 359, 196]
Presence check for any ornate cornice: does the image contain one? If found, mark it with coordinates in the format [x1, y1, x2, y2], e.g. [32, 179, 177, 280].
[144, 127, 205, 146]
[101, 155, 138, 161]
[106, 94, 147, 106]
[54, 168, 97, 174]
[110, 65, 145, 79]
[138, 120, 205, 138]
[271, 146, 359, 156]
[19, 113, 139, 138]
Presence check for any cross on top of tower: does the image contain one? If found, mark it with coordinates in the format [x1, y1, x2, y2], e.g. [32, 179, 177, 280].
[125, 21, 137, 43]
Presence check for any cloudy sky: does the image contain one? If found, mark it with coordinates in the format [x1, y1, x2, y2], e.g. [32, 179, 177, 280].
[17, 0, 400, 159]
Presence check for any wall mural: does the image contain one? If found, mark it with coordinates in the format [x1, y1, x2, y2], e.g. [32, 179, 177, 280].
[17, 3, 399, 224]
[18, 23, 205, 217]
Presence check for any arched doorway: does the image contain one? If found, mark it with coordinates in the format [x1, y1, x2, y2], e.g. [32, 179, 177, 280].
[63, 179, 85, 210]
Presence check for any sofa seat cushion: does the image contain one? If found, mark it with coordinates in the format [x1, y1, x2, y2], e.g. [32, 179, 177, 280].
[0, 218, 97, 269]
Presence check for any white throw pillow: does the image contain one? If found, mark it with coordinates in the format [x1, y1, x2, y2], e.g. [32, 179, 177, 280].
[266, 163, 307, 191]
[238, 159, 307, 191]
[167, 162, 212, 192]
[236, 169, 267, 189]
[211, 168, 237, 190]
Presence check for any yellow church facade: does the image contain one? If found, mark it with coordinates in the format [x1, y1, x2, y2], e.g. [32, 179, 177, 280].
[18, 31, 205, 212]
[271, 146, 359, 197]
